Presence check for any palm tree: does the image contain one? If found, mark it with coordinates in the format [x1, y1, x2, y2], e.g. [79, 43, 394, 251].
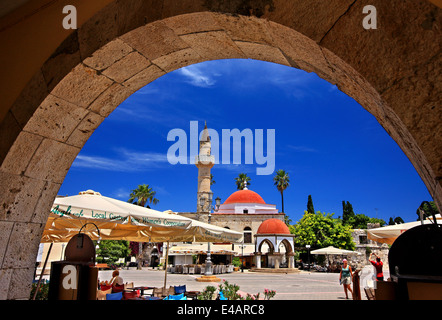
[128, 184, 159, 208]
[235, 173, 251, 190]
[128, 184, 159, 269]
[273, 169, 290, 213]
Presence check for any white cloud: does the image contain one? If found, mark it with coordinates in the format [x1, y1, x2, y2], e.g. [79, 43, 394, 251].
[72, 149, 169, 172]
[179, 64, 216, 88]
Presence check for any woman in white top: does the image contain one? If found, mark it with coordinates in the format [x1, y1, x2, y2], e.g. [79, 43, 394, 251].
[110, 270, 124, 286]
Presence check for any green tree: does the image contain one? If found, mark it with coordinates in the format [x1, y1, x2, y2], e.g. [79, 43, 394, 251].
[95, 240, 130, 265]
[342, 201, 355, 226]
[273, 169, 290, 213]
[210, 174, 216, 186]
[416, 201, 439, 221]
[291, 211, 355, 251]
[307, 195, 315, 214]
[128, 184, 159, 208]
[235, 173, 251, 190]
[350, 213, 385, 229]
[388, 216, 404, 225]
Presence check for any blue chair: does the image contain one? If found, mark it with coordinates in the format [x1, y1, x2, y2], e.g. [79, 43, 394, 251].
[164, 293, 186, 300]
[174, 285, 186, 294]
[106, 291, 123, 300]
[218, 291, 228, 300]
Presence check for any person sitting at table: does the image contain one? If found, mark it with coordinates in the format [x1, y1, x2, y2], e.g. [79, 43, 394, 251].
[110, 270, 125, 293]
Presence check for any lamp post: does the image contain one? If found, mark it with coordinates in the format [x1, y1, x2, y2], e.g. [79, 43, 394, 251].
[306, 244, 311, 271]
[201, 194, 221, 276]
[239, 240, 245, 272]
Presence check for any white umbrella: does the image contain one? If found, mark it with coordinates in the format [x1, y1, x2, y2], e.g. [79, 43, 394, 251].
[367, 215, 441, 245]
[310, 246, 361, 255]
[310, 246, 361, 267]
[40, 190, 243, 292]
[42, 190, 242, 243]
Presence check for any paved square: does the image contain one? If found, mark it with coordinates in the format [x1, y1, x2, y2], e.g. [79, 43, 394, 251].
[98, 265, 389, 300]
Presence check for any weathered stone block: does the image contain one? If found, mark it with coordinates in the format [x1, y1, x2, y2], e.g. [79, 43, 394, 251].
[266, 21, 331, 80]
[102, 51, 151, 83]
[23, 94, 89, 143]
[163, 12, 222, 35]
[0, 222, 14, 270]
[0, 172, 46, 222]
[0, 131, 43, 176]
[31, 181, 61, 224]
[7, 267, 34, 300]
[24, 139, 80, 184]
[83, 38, 134, 71]
[120, 21, 189, 61]
[268, 0, 356, 42]
[152, 48, 202, 73]
[212, 13, 273, 45]
[2, 222, 44, 270]
[88, 82, 133, 117]
[234, 41, 290, 66]
[51, 64, 113, 108]
[66, 111, 105, 148]
[180, 31, 245, 60]
[122, 64, 166, 94]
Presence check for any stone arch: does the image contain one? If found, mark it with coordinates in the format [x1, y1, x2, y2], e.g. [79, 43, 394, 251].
[257, 238, 275, 254]
[278, 238, 294, 254]
[0, 1, 440, 299]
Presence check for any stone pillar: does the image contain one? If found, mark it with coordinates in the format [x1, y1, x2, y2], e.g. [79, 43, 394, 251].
[271, 253, 282, 269]
[288, 252, 295, 269]
[254, 252, 262, 269]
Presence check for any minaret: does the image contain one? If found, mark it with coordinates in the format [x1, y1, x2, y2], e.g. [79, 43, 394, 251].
[196, 122, 215, 213]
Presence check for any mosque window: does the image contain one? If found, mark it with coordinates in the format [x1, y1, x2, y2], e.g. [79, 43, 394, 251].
[244, 227, 252, 243]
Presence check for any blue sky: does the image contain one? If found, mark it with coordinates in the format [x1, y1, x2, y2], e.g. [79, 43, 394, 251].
[59, 59, 432, 224]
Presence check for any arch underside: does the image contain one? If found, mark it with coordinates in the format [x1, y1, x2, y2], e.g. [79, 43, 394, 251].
[0, 1, 440, 299]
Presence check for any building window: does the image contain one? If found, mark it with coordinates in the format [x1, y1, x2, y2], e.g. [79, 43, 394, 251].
[244, 227, 252, 244]
[359, 235, 368, 245]
[243, 209, 248, 214]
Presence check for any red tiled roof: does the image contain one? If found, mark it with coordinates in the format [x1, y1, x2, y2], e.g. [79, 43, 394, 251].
[223, 190, 266, 204]
[257, 218, 290, 235]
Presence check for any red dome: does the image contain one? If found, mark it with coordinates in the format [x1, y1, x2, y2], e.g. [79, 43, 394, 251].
[257, 219, 290, 235]
[224, 190, 266, 204]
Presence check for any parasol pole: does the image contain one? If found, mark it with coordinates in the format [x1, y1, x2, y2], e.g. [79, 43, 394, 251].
[163, 241, 170, 291]
[32, 242, 53, 300]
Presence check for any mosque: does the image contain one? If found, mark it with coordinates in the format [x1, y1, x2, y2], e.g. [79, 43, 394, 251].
[175, 123, 297, 271]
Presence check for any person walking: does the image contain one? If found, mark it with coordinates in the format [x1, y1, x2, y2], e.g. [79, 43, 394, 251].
[339, 259, 353, 299]
[369, 252, 384, 281]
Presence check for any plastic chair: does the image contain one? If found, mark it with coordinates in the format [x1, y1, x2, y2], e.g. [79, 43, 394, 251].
[164, 293, 186, 300]
[174, 285, 186, 294]
[106, 291, 123, 300]
[218, 291, 228, 300]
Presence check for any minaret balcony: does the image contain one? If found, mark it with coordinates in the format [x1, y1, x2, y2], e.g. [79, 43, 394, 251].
[195, 155, 215, 165]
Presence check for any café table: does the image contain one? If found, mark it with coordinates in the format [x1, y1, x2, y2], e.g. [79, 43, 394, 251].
[185, 291, 201, 300]
[129, 286, 155, 297]
[128, 296, 161, 301]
